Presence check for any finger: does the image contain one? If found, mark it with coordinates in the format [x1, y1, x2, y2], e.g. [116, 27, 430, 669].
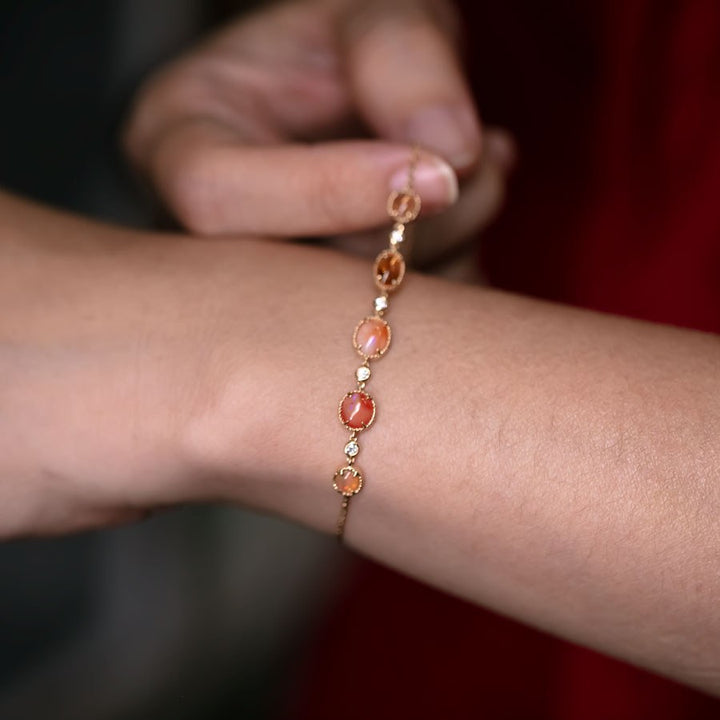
[340, 0, 482, 171]
[123, 1, 350, 177]
[326, 127, 516, 263]
[412, 128, 515, 267]
[147, 117, 458, 236]
[411, 159, 505, 268]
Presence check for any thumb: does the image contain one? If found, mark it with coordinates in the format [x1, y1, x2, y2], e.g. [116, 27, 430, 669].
[340, 0, 482, 172]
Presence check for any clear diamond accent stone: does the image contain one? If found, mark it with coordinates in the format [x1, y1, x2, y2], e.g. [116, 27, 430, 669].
[374, 296, 388, 313]
[356, 366, 371, 382]
[390, 226, 405, 245]
[344, 441, 359, 458]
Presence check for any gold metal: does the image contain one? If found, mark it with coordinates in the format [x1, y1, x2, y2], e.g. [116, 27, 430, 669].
[336, 497, 351, 540]
[387, 190, 421, 224]
[337, 390, 376, 431]
[373, 293, 390, 318]
[333, 465, 364, 496]
[352, 316, 392, 360]
[390, 223, 406, 246]
[335, 147, 419, 543]
[387, 147, 421, 222]
[373, 249, 406, 293]
[356, 363, 372, 383]
[407, 144, 420, 191]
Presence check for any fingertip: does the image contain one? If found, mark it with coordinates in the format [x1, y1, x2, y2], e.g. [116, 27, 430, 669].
[405, 103, 482, 173]
[389, 152, 459, 211]
[340, 1, 482, 174]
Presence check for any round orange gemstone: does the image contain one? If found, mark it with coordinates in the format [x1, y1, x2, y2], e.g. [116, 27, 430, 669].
[354, 317, 391, 359]
[334, 466, 363, 496]
[374, 250, 405, 292]
[339, 391, 375, 430]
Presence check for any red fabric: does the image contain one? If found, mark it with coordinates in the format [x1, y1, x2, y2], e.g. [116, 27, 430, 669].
[286, 564, 716, 719]
[285, 2, 720, 717]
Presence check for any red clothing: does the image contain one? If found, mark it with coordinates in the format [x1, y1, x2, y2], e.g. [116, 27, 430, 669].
[287, 2, 720, 717]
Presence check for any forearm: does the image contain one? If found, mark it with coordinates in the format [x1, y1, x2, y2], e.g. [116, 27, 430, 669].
[2, 190, 719, 693]
[192, 235, 720, 694]
[0, 193, 197, 533]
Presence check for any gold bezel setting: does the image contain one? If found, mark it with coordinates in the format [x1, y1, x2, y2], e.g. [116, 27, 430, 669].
[353, 316, 392, 360]
[334, 148, 419, 542]
[333, 465, 364, 497]
[387, 189, 421, 224]
[338, 390, 376, 431]
[373, 249, 406, 293]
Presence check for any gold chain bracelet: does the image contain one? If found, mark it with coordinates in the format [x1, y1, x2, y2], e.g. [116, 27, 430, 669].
[333, 149, 421, 542]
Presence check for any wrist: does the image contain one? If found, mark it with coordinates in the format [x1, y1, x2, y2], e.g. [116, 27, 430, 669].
[178, 238, 367, 531]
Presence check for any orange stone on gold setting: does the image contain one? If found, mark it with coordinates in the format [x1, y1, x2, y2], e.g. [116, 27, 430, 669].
[334, 466, 363, 496]
[354, 316, 391, 359]
[374, 250, 405, 292]
[387, 190, 421, 223]
[339, 391, 375, 430]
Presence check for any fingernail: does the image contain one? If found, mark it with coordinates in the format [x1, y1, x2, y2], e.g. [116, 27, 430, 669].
[389, 156, 458, 210]
[404, 104, 481, 172]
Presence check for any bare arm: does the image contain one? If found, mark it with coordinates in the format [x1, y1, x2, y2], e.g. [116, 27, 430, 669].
[2, 190, 719, 694]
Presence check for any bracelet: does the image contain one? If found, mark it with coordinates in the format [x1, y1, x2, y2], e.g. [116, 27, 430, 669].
[333, 149, 421, 542]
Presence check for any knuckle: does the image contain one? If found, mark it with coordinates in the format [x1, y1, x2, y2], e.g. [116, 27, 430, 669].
[122, 60, 214, 173]
[121, 72, 178, 171]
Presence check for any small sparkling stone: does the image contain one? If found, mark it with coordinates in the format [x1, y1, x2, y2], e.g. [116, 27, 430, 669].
[390, 226, 405, 245]
[356, 366, 371, 382]
[374, 295, 388, 312]
[344, 441, 359, 457]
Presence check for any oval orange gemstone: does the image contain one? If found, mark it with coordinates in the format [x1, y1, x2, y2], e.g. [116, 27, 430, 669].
[387, 190, 421, 223]
[374, 250, 405, 292]
[339, 391, 375, 430]
[354, 317, 391, 358]
[334, 466, 362, 495]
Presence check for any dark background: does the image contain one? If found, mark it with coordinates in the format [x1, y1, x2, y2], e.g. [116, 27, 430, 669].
[4, 1, 720, 718]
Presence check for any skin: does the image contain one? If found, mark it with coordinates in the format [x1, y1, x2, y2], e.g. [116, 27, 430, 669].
[123, 0, 515, 265]
[1, 191, 719, 696]
[3, 0, 719, 700]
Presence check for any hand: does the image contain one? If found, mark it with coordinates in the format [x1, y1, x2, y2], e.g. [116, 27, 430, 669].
[124, 0, 514, 264]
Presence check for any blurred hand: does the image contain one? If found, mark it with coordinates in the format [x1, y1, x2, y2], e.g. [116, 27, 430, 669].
[124, 0, 514, 266]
